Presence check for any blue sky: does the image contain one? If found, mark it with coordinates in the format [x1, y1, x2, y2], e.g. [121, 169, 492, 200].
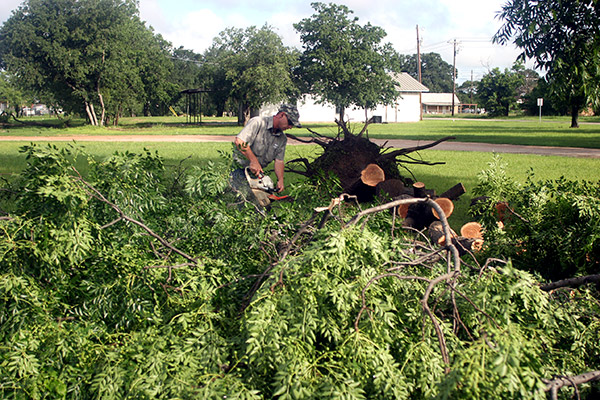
[1, 0, 534, 84]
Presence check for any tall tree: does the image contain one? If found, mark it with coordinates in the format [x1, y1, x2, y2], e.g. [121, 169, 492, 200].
[294, 2, 401, 121]
[477, 64, 524, 117]
[400, 52, 455, 93]
[0, 0, 173, 125]
[494, 0, 600, 127]
[208, 25, 298, 125]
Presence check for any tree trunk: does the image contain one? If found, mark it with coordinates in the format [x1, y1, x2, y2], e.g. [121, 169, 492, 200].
[98, 92, 106, 126]
[570, 104, 579, 128]
[85, 101, 98, 126]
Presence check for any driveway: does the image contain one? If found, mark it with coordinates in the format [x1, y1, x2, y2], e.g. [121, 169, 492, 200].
[1, 135, 600, 158]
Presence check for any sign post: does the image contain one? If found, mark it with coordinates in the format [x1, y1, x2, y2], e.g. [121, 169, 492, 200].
[537, 98, 543, 122]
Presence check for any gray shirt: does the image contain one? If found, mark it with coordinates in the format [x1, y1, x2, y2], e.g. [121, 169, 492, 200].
[234, 116, 287, 168]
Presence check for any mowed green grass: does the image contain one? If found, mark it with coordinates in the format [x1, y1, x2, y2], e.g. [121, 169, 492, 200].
[1, 140, 599, 229]
[3, 116, 600, 148]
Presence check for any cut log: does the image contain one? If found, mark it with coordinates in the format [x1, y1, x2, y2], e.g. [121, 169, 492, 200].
[428, 221, 446, 245]
[392, 194, 413, 218]
[376, 179, 412, 199]
[429, 222, 482, 255]
[428, 221, 457, 246]
[402, 202, 436, 230]
[360, 163, 385, 187]
[453, 237, 484, 255]
[432, 197, 454, 219]
[460, 221, 483, 239]
[412, 182, 427, 198]
[440, 183, 466, 201]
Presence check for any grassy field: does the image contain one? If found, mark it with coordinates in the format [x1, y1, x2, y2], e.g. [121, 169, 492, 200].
[3, 115, 600, 148]
[2, 116, 599, 228]
[2, 138, 599, 228]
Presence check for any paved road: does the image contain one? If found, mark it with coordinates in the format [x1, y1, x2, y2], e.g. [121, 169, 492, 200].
[1, 135, 600, 158]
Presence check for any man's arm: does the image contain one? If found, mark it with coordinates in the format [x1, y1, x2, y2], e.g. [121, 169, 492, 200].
[234, 137, 262, 175]
[274, 159, 285, 192]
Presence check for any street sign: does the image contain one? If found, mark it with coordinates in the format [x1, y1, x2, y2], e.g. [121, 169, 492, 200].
[537, 98, 543, 107]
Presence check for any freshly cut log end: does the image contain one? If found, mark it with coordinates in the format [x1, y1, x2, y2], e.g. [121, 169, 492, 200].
[460, 221, 483, 239]
[453, 237, 484, 255]
[361, 163, 385, 187]
[428, 221, 457, 246]
[471, 238, 484, 252]
[432, 197, 454, 219]
[397, 203, 410, 219]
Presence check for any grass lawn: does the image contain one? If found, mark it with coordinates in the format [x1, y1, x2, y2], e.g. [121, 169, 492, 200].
[2, 115, 600, 148]
[2, 140, 599, 229]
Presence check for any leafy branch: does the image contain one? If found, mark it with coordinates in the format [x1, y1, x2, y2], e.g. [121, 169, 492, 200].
[72, 167, 198, 265]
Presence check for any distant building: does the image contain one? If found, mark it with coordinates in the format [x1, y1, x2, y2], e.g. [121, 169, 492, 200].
[23, 103, 51, 116]
[260, 72, 430, 123]
[421, 93, 461, 115]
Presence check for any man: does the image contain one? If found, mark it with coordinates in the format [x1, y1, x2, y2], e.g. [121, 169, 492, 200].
[232, 104, 301, 198]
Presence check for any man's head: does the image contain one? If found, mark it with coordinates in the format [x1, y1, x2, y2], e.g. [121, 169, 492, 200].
[278, 104, 302, 128]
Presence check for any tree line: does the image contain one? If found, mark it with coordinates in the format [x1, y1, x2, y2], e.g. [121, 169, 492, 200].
[1, 0, 599, 127]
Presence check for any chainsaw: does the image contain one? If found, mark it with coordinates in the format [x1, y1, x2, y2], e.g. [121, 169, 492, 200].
[244, 167, 290, 206]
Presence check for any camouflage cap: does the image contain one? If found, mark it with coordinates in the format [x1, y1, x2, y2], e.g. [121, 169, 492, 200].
[279, 103, 302, 128]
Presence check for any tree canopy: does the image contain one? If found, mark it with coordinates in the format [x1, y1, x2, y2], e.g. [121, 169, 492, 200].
[294, 2, 401, 121]
[0, 0, 174, 125]
[476, 64, 524, 117]
[207, 25, 299, 125]
[400, 52, 455, 93]
[494, 0, 600, 127]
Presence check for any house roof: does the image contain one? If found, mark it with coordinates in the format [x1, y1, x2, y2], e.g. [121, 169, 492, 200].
[391, 72, 429, 93]
[421, 93, 461, 105]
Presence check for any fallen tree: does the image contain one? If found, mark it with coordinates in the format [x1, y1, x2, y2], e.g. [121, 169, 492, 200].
[1, 144, 598, 399]
[286, 119, 456, 201]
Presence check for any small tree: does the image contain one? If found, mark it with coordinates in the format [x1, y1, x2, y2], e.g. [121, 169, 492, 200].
[208, 25, 298, 125]
[294, 2, 401, 121]
[477, 65, 524, 117]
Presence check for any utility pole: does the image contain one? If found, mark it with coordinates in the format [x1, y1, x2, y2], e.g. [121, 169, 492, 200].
[416, 25, 422, 83]
[451, 39, 457, 116]
[470, 70, 474, 109]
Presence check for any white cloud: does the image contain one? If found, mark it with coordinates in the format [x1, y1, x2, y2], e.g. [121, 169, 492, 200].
[1, 0, 26, 24]
[164, 9, 226, 52]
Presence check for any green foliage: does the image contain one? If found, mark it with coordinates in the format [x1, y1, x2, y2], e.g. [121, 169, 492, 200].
[473, 154, 600, 280]
[494, 0, 600, 127]
[400, 52, 455, 93]
[208, 25, 298, 123]
[477, 63, 525, 117]
[0, 145, 598, 399]
[294, 2, 402, 117]
[0, 0, 174, 125]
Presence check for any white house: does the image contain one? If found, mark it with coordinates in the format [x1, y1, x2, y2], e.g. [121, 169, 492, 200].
[260, 72, 429, 123]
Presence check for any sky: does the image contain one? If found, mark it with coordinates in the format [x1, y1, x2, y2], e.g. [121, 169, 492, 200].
[1, 0, 535, 85]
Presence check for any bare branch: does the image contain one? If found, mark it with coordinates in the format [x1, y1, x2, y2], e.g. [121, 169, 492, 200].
[544, 370, 600, 398]
[540, 274, 600, 291]
[378, 136, 456, 160]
